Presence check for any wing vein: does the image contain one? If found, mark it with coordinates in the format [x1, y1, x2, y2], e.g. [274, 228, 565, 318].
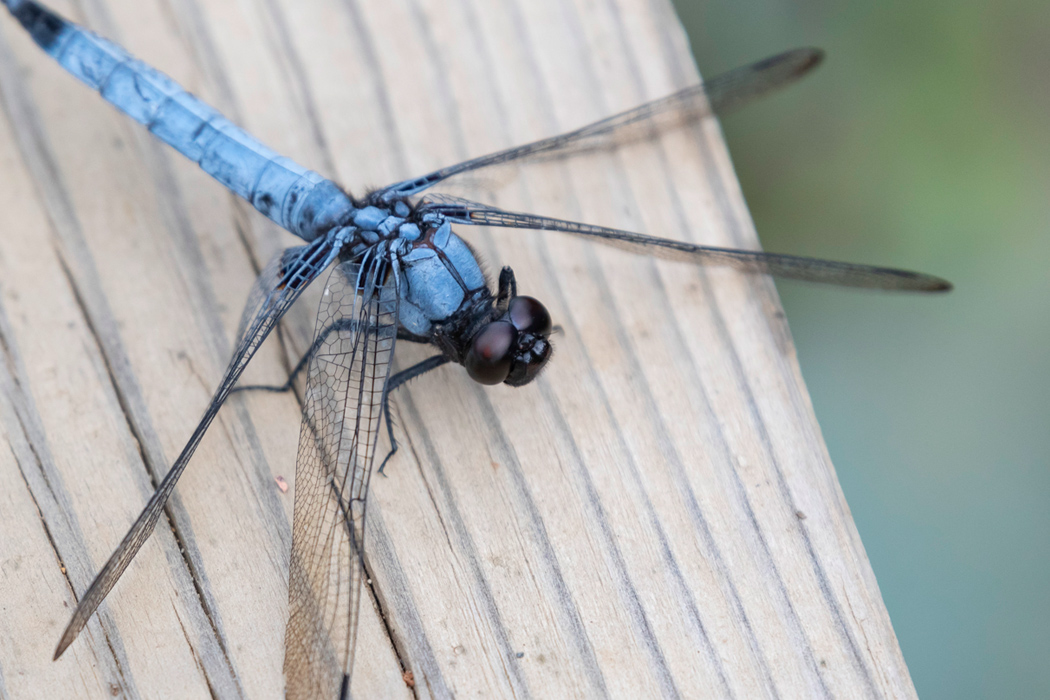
[284, 254, 399, 699]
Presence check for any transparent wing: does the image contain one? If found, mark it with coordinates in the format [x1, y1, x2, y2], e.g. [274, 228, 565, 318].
[284, 256, 399, 700]
[235, 245, 312, 344]
[373, 48, 823, 201]
[421, 197, 952, 292]
[54, 235, 340, 659]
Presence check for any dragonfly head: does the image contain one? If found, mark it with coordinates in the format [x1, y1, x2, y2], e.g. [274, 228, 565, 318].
[464, 295, 553, 387]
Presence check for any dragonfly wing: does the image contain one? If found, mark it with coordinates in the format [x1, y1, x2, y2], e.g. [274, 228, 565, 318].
[422, 198, 952, 292]
[54, 234, 340, 659]
[284, 257, 399, 700]
[373, 48, 822, 201]
[234, 244, 324, 345]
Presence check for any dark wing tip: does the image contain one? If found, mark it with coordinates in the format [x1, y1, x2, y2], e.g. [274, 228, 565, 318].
[894, 270, 953, 292]
[770, 47, 825, 80]
[927, 276, 953, 292]
[796, 47, 826, 74]
[54, 625, 76, 660]
[751, 47, 825, 77]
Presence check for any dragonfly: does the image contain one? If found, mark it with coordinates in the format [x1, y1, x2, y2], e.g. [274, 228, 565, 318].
[4, 1, 951, 698]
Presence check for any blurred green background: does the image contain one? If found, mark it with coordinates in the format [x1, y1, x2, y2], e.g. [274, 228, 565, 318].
[670, 0, 1050, 697]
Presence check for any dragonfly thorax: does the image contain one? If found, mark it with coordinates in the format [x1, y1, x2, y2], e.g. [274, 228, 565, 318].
[348, 199, 555, 386]
[350, 201, 420, 240]
[336, 197, 557, 387]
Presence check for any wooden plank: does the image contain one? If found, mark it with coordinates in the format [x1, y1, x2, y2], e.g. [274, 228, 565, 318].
[0, 0, 917, 698]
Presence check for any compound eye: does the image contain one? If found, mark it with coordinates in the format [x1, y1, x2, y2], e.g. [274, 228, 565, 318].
[465, 322, 517, 385]
[504, 338, 552, 387]
[508, 296, 552, 338]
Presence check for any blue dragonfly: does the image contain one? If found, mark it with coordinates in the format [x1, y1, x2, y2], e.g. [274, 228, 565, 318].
[4, 1, 951, 697]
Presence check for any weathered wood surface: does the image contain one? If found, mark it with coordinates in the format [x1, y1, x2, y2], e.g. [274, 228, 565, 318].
[0, 0, 917, 698]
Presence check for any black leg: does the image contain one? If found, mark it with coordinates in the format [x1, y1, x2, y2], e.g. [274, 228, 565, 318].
[377, 355, 451, 474]
[231, 319, 431, 395]
[495, 266, 517, 311]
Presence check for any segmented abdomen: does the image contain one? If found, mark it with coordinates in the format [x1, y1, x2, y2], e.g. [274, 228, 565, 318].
[7, 0, 353, 241]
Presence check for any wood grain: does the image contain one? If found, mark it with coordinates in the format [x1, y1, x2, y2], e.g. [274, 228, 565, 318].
[0, 0, 916, 698]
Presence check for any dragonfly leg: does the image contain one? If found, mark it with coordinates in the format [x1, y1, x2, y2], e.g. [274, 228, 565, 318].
[378, 355, 451, 474]
[232, 319, 430, 394]
[495, 266, 517, 310]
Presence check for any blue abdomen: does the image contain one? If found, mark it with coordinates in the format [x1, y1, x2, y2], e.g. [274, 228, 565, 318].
[7, 1, 352, 241]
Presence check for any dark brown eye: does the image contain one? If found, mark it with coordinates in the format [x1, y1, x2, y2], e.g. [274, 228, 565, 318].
[508, 296, 552, 338]
[504, 338, 552, 387]
[465, 322, 517, 385]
